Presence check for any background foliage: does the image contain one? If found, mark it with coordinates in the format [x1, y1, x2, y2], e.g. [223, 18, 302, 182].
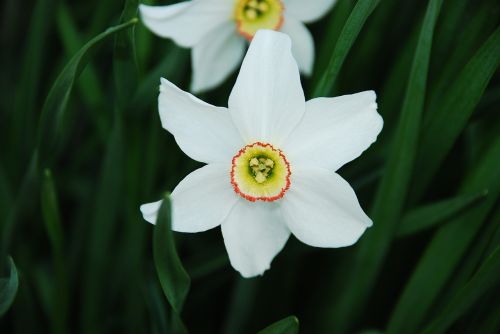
[1, 0, 499, 333]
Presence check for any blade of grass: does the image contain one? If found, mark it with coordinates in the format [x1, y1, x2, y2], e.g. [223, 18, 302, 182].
[114, 0, 138, 109]
[396, 190, 488, 237]
[257, 316, 299, 334]
[0, 256, 19, 316]
[11, 0, 53, 158]
[411, 27, 500, 200]
[153, 193, 190, 316]
[56, 2, 104, 109]
[310, 0, 355, 86]
[322, 1, 444, 332]
[40, 169, 68, 334]
[311, 0, 381, 98]
[386, 134, 500, 334]
[421, 246, 500, 334]
[36, 18, 138, 166]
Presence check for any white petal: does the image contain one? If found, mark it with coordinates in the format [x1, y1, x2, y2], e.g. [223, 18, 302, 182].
[283, 91, 382, 171]
[159, 77, 244, 163]
[191, 22, 246, 93]
[139, 1, 232, 48]
[140, 200, 163, 224]
[221, 200, 290, 277]
[281, 166, 372, 248]
[285, 0, 337, 23]
[171, 164, 238, 232]
[228, 30, 305, 146]
[139, 164, 239, 231]
[280, 16, 315, 75]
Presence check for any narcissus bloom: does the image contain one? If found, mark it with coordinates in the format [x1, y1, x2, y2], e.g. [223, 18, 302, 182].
[140, 30, 383, 278]
[139, 0, 337, 92]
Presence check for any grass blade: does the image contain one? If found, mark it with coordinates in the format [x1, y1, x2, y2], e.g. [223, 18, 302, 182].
[421, 246, 500, 334]
[154, 193, 191, 314]
[0, 256, 19, 316]
[56, 2, 104, 108]
[40, 169, 68, 334]
[323, 0, 444, 332]
[396, 190, 488, 237]
[36, 18, 138, 166]
[387, 134, 500, 334]
[311, 0, 381, 97]
[257, 316, 299, 334]
[11, 0, 53, 154]
[411, 27, 500, 200]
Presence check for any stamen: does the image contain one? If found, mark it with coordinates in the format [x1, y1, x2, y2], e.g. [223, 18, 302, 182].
[235, 0, 284, 40]
[231, 142, 291, 202]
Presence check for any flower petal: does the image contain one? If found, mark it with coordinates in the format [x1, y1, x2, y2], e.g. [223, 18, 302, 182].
[140, 164, 239, 232]
[159, 77, 244, 163]
[140, 200, 163, 224]
[139, 0, 232, 48]
[283, 91, 382, 171]
[285, 0, 337, 23]
[191, 22, 246, 93]
[281, 166, 372, 248]
[228, 30, 305, 146]
[221, 200, 290, 277]
[280, 16, 314, 75]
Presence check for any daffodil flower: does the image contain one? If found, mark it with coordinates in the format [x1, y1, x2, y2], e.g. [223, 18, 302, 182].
[140, 30, 383, 278]
[139, 0, 337, 92]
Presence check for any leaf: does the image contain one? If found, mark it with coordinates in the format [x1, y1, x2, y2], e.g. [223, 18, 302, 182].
[411, 26, 500, 200]
[114, 0, 138, 109]
[257, 316, 299, 334]
[421, 246, 500, 334]
[12, 0, 53, 150]
[36, 17, 138, 165]
[323, 0, 444, 332]
[311, 0, 355, 86]
[0, 256, 19, 316]
[40, 169, 68, 334]
[154, 193, 191, 314]
[56, 2, 104, 108]
[311, 0, 381, 98]
[41, 169, 64, 258]
[386, 134, 500, 334]
[396, 190, 488, 237]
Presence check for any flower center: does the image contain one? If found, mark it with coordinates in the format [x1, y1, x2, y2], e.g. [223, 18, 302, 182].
[231, 142, 291, 202]
[234, 0, 284, 41]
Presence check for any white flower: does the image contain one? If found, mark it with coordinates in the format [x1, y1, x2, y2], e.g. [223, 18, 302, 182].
[139, 0, 337, 92]
[140, 30, 383, 278]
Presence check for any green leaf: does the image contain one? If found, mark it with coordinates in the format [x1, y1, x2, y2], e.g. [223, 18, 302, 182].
[421, 246, 500, 334]
[154, 193, 191, 314]
[311, 0, 355, 86]
[323, 0, 444, 332]
[114, 0, 138, 109]
[396, 190, 488, 237]
[36, 17, 138, 165]
[411, 27, 500, 200]
[56, 2, 104, 108]
[12, 0, 53, 151]
[311, 0, 381, 98]
[41, 169, 64, 259]
[386, 134, 500, 334]
[0, 256, 19, 316]
[40, 168, 68, 334]
[257, 316, 299, 334]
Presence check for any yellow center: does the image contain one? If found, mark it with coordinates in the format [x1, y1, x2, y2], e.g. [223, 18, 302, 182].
[234, 0, 284, 40]
[231, 142, 291, 202]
